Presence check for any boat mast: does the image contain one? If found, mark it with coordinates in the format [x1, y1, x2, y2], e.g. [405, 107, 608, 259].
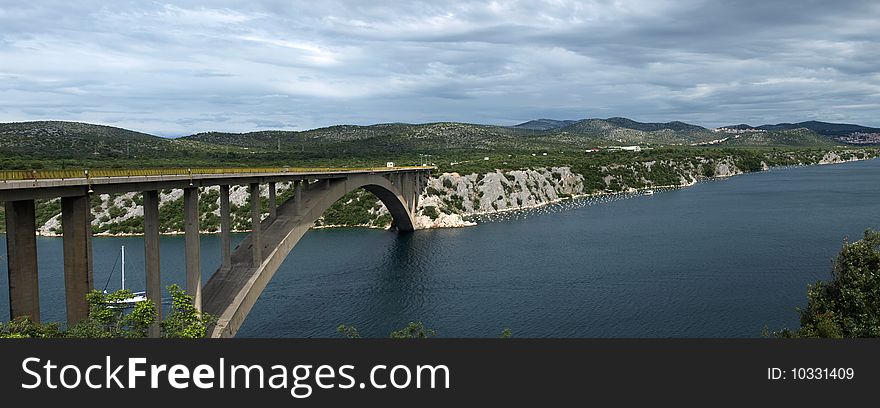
[121, 245, 125, 291]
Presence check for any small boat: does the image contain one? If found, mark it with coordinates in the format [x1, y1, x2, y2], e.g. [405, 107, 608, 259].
[643, 189, 655, 196]
[105, 245, 147, 308]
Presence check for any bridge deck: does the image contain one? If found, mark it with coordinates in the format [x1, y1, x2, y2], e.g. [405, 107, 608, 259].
[0, 166, 432, 201]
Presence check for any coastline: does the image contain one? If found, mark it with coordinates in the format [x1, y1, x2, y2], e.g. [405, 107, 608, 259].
[422, 154, 874, 228]
[28, 155, 877, 237]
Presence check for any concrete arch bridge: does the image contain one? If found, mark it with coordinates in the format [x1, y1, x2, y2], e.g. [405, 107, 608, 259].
[0, 166, 431, 337]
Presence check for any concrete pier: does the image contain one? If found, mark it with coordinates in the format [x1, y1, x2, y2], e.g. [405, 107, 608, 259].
[4, 200, 40, 323]
[250, 183, 262, 266]
[414, 175, 421, 209]
[61, 195, 94, 326]
[219, 185, 231, 271]
[294, 180, 302, 215]
[268, 182, 277, 221]
[143, 190, 161, 337]
[184, 187, 201, 311]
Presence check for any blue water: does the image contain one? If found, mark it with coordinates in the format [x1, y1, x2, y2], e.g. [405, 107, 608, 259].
[2, 159, 879, 337]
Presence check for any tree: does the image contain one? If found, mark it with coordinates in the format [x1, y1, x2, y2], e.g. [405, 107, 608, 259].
[160, 284, 217, 338]
[67, 289, 157, 338]
[0, 317, 64, 338]
[389, 321, 436, 338]
[337, 324, 361, 339]
[775, 230, 880, 338]
[1, 285, 214, 338]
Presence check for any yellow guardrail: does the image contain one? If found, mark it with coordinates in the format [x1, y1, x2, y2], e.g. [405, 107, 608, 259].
[0, 166, 432, 181]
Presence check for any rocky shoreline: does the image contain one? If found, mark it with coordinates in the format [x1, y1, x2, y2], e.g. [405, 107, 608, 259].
[407, 151, 874, 229]
[18, 150, 877, 237]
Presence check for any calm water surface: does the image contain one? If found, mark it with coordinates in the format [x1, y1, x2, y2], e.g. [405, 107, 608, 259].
[2, 159, 878, 337]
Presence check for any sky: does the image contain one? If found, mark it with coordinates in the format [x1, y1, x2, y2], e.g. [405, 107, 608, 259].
[0, 0, 878, 136]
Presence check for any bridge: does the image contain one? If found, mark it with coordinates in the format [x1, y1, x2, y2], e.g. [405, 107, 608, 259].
[0, 166, 432, 337]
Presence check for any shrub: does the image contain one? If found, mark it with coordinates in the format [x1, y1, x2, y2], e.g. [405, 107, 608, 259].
[1, 285, 215, 339]
[774, 230, 880, 338]
[422, 205, 440, 220]
[390, 322, 436, 338]
[337, 324, 361, 339]
[67, 289, 157, 338]
[161, 284, 217, 338]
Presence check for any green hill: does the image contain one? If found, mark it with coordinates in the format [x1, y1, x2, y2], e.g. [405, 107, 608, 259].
[183, 122, 591, 154]
[0, 121, 169, 157]
[604, 117, 707, 133]
[0, 121, 249, 169]
[756, 121, 880, 137]
[555, 118, 715, 145]
[720, 128, 841, 147]
[512, 119, 577, 130]
[0, 117, 861, 171]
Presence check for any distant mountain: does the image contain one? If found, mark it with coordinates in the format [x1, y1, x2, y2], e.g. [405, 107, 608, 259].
[512, 119, 577, 131]
[555, 118, 714, 144]
[0, 117, 865, 166]
[757, 121, 880, 136]
[718, 124, 759, 130]
[603, 117, 707, 133]
[513, 117, 713, 142]
[716, 121, 880, 145]
[721, 121, 880, 137]
[720, 128, 841, 147]
[184, 122, 592, 154]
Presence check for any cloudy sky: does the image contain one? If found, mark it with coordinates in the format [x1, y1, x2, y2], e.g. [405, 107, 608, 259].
[1, 1, 878, 136]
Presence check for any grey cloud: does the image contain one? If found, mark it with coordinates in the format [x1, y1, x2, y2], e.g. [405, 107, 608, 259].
[0, 0, 878, 135]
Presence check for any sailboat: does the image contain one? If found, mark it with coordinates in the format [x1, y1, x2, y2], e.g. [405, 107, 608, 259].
[105, 245, 147, 308]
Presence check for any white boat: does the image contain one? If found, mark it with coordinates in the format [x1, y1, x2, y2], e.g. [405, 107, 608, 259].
[644, 189, 655, 196]
[106, 245, 147, 308]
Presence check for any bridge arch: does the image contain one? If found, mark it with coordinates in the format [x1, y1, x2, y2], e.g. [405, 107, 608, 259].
[202, 172, 424, 337]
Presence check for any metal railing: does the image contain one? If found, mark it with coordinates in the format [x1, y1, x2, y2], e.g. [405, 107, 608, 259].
[0, 166, 433, 182]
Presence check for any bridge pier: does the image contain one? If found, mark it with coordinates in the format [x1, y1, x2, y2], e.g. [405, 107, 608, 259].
[4, 200, 40, 323]
[409, 174, 415, 213]
[219, 185, 231, 271]
[268, 182, 277, 221]
[294, 180, 302, 215]
[61, 195, 94, 326]
[143, 190, 161, 337]
[414, 175, 422, 209]
[184, 187, 201, 311]
[250, 183, 262, 266]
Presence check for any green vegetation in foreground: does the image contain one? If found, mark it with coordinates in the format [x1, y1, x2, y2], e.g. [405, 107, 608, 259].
[771, 230, 880, 338]
[0, 285, 215, 338]
[337, 323, 513, 338]
[336, 322, 436, 339]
